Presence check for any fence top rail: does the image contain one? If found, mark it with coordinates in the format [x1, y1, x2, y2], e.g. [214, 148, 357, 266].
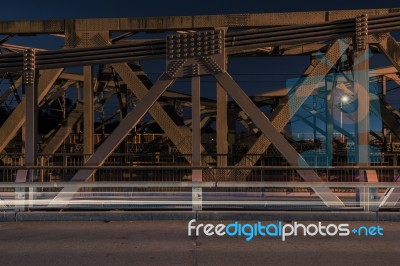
[1, 165, 400, 170]
[0, 153, 391, 157]
[1, 181, 399, 188]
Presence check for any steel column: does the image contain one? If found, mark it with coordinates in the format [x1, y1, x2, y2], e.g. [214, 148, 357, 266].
[83, 65, 94, 161]
[191, 76, 202, 210]
[355, 15, 370, 167]
[325, 73, 335, 166]
[216, 82, 228, 169]
[24, 49, 38, 182]
[354, 15, 378, 211]
[216, 27, 229, 173]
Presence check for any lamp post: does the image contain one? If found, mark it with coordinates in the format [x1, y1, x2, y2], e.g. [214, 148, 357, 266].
[340, 95, 349, 143]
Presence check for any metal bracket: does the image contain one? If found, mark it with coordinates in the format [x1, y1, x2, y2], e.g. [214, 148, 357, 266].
[355, 14, 368, 51]
[166, 30, 225, 78]
[23, 49, 36, 85]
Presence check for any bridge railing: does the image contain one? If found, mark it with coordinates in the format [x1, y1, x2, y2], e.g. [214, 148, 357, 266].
[0, 164, 399, 212]
[0, 153, 397, 183]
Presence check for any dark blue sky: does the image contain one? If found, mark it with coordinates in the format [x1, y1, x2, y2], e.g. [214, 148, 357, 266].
[4, 0, 400, 20]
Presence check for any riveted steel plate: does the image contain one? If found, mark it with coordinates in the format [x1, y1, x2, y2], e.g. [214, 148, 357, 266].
[166, 30, 225, 78]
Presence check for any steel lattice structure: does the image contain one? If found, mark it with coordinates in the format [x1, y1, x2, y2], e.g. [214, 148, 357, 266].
[1, 7, 400, 211]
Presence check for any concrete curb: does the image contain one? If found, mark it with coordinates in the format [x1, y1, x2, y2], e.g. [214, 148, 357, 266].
[0, 212, 16, 222]
[14, 211, 196, 222]
[197, 211, 381, 221]
[0, 211, 397, 222]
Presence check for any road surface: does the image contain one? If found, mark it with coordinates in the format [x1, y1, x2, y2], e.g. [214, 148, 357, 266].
[0, 220, 399, 265]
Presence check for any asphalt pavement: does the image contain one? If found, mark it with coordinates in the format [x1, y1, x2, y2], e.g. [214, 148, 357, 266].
[0, 220, 399, 265]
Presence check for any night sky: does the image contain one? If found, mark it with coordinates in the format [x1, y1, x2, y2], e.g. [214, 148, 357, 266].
[4, 0, 400, 19]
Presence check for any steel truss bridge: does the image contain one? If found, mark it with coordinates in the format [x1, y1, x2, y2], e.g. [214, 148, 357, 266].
[1, 8, 400, 212]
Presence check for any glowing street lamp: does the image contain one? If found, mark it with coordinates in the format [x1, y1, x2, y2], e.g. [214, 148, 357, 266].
[341, 95, 349, 104]
[340, 95, 350, 143]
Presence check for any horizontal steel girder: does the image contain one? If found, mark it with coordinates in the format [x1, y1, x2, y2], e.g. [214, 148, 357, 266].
[0, 8, 398, 34]
[2, 13, 400, 72]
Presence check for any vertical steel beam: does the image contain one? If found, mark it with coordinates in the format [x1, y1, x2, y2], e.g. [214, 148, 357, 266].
[75, 82, 82, 134]
[354, 15, 378, 212]
[216, 82, 228, 170]
[49, 73, 175, 206]
[325, 74, 335, 166]
[192, 76, 202, 210]
[15, 49, 37, 211]
[354, 16, 370, 167]
[382, 76, 387, 150]
[216, 28, 229, 174]
[24, 49, 38, 182]
[192, 76, 201, 171]
[83, 65, 94, 160]
[312, 96, 317, 141]
[214, 71, 344, 207]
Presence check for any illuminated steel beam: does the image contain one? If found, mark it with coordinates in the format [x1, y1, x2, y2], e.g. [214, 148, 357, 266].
[83, 66, 94, 160]
[23, 49, 38, 182]
[0, 8, 397, 34]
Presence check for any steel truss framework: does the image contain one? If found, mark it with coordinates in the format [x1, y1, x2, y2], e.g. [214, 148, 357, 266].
[1, 7, 400, 211]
